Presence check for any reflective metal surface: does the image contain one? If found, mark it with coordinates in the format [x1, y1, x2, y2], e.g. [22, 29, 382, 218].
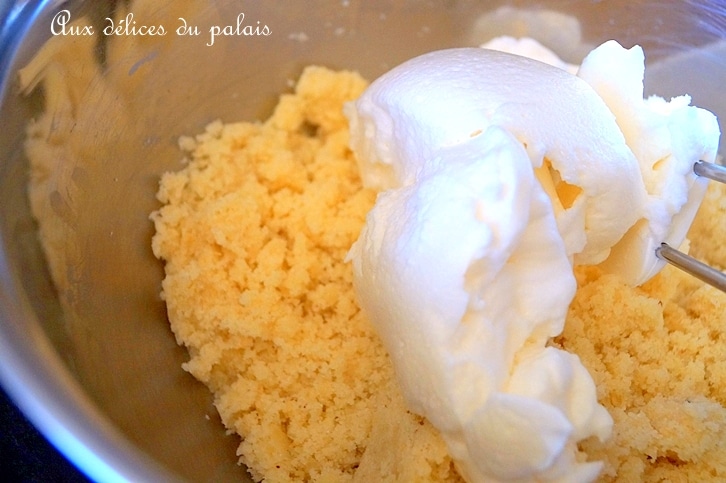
[0, 1, 723, 481]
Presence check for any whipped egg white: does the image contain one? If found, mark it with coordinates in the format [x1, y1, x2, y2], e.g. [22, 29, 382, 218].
[345, 38, 720, 482]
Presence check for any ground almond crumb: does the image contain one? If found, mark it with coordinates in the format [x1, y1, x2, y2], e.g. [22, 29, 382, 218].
[555, 186, 726, 482]
[151, 66, 726, 482]
[151, 67, 463, 482]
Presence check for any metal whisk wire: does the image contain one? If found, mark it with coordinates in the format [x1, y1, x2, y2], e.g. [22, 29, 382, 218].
[655, 160, 726, 292]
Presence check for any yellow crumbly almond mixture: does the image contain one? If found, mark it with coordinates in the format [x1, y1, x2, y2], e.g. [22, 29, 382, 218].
[151, 67, 462, 482]
[151, 66, 726, 482]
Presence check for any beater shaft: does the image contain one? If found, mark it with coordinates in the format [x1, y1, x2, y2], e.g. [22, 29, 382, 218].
[656, 243, 726, 292]
[655, 160, 726, 293]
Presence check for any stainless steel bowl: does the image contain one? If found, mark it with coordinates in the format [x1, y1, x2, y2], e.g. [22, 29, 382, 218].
[0, 1, 724, 481]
